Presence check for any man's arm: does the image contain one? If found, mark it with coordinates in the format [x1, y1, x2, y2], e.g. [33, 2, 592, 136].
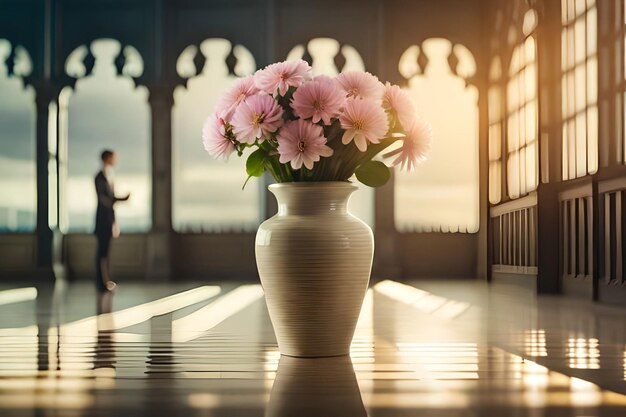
[115, 193, 130, 202]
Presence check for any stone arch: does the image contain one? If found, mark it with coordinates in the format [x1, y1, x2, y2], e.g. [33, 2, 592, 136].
[61, 38, 151, 232]
[395, 38, 479, 233]
[172, 38, 259, 232]
[286, 38, 365, 75]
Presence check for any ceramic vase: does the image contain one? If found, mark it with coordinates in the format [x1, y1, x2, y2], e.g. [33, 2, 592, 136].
[255, 182, 373, 357]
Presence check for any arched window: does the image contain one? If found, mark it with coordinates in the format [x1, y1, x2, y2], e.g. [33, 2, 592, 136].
[507, 13, 538, 199]
[286, 38, 365, 75]
[561, 0, 598, 179]
[62, 39, 151, 232]
[489, 57, 503, 204]
[396, 39, 480, 233]
[0, 40, 35, 232]
[172, 39, 259, 232]
[286, 38, 374, 227]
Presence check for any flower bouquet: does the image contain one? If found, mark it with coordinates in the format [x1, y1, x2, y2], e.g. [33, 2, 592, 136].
[202, 60, 431, 358]
[202, 59, 431, 187]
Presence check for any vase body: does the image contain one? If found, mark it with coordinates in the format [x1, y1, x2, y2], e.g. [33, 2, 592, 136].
[255, 182, 374, 357]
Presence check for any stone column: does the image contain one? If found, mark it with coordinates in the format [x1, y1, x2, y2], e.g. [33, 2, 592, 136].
[535, 0, 561, 294]
[372, 7, 400, 281]
[147, 86, 173, 280]
[35, 87, 54, 275]
[477, 72, 489, 281]
[373, 172, 401, 280]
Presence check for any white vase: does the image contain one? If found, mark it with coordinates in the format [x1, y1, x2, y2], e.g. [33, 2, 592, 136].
[255, 182, 374, 357]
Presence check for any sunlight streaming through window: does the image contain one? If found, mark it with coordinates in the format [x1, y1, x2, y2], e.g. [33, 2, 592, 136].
[489, 57, 503, 204]
[561, 0, 598, 180]
[507, 35, 538, 198]
[395, 39, 479, 233]
[172, 39, 260, 232]
[0, 39, 36, 232]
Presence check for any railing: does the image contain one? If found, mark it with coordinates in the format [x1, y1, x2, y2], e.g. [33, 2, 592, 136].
[559, 183, 593, 280]
[599, 177, 626, 284]
[490, 192, 538, 274]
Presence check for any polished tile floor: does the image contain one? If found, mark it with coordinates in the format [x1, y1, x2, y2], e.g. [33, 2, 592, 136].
[1, 279, 626, 416]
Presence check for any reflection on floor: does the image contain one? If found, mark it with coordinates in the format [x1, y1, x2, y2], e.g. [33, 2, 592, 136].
[1, 279, 626, 416]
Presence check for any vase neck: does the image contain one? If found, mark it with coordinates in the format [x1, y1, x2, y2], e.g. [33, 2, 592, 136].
[270, 183, 357, 216]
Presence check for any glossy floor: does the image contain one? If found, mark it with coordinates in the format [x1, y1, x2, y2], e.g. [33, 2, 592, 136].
[1, 279, 626, 416]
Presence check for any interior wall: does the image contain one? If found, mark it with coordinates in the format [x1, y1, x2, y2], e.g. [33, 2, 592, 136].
[0, 234, 39, 279]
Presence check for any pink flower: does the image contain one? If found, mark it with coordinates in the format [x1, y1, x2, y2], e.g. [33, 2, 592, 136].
[313, 74, 334, 83]
[290, 77, 345, 124]
[231, 95, 284, 144]
[382, 82, 416, 130]
[336, 71, 384, 100]
[277, 119, 333, 169]
[202, 113, 236, 159]
[384, 118, 432, 171]
[255, 60, 312, 96]
[339, 98, 389, 152]
[214, 75, 259, 120]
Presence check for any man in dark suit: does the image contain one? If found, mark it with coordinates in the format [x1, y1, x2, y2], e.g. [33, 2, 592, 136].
[95, 150, 130, 293]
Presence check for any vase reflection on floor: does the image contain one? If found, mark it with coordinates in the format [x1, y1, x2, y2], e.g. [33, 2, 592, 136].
[266, 355, 366, 417]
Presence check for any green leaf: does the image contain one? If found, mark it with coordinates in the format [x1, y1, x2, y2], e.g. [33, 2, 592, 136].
[241, 175, 253, 191]
[246, 148, 267, 178]
[355, 160, 391, 188]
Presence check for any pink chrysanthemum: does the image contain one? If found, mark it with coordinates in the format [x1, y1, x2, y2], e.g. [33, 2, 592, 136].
[214, 75, 259, 120]
[231, 95, 284, 144]
[339, 98, 389, 152]
[336, 71, 384, 100]
[290, 77, 345, 125]
[202, 113, 236, 159]
[382, 82, 416, 130]
[384, 118, 432, 171]
[277, 119, 333, 170]
[255, 60, 312, 96]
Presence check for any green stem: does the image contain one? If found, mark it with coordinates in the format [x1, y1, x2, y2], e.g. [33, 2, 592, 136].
[280, 161, 294, 182]
[337, 137, 401, 180]
[265, 162, 279, 183]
